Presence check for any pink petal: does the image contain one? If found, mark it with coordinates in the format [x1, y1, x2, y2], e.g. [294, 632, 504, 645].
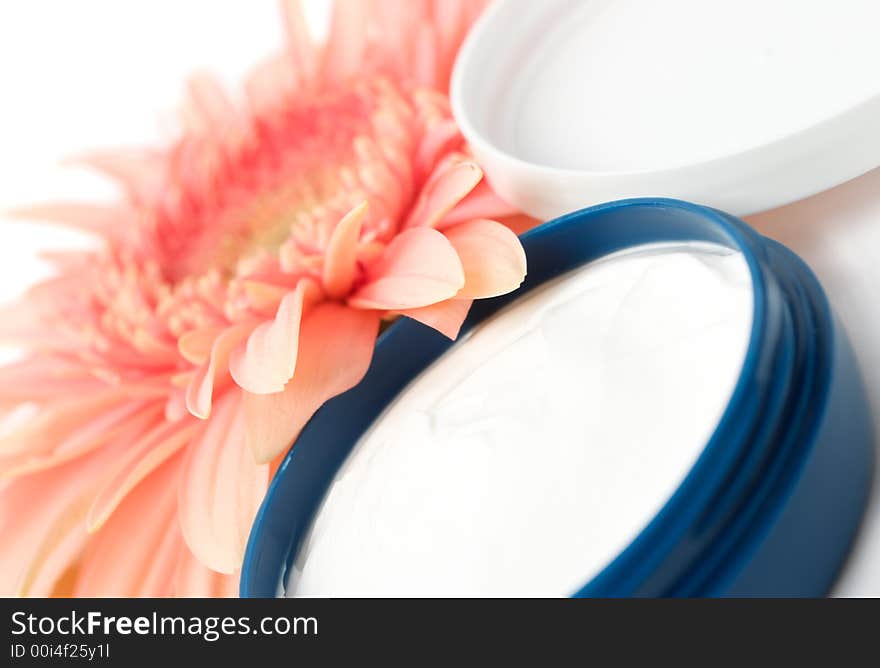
[182, 73, 239, 138]
[241, 280, 290, 315]
[0, 401, 161, 478]
[399, 298, 473, 340]
[174, 546, 215, 596]
[0, 296, 54, 346]
[348, 227, 464, 310]
[373, 0, 424, 74]
[86, 420, 200, 532]
[165, 389, 188, 422]
[431, 0, 468, 84]
[22, 519, 87, 597]
[229, 280, 320, 395]
[412, 20, 439, 88]
[245, 52, 296, 113]
[322, 201, 368, 299]
[444, 218, 528, 298]
[281, 0, 318, 83]
[178, 326, 222, 365]
[215, 570, 241, 598]
[0, 466, 90, 596]
[186, 322, 255, 419]
[76, 454, 182, 597]
[415, 120, 464, 178]
[436, 180, 522, 229]
[68, 149, 164, 204]
[0, 357, 105, 402]
[245, 304, 380, 464]
[498, 213, 542, 236]
[6, 202, 134, 242]
[178, 392, 269, 574]
[0, 393, 124, 458]
[135, 520, 183, 597]
[0, 430, 132, 596]
[404, 160, 483, 229]
[174, 546, 237, 597]
[321, 0, 370, 81]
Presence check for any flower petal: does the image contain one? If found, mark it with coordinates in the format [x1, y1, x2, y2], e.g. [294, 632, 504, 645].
[0, 357, 104, 402]
[0, 392, 124, 458]
[185, 322, 255, 419]
[174, 546, 238, 597]
[68, 149, 164, 204]
[245, 52, 296, 113]
[182, 73, 239, 138]
[0, 401, 161, 479]
[0, 470, 90, 597]
[321, 0, 370, 81]
[241, 280, 290, 315]
[281, 0, 317, 82]
[415, 120, 463, 178]
[444, 218, 527, 298]
[76, 454, 182, 597]
[348, 227, 464, 310]
[322, 201, 368, 299]
[178, 392, 269, 574]
[86, 420, 199, 532]
[0, 431, 131, 596]
[404, 160, 483, 229]
[399, 298, 473, 340]
[412, 20, 439, 88]
[245, 304, 380, 464]
[135, 519, 184, 597]
[178, 327, 222, 365]
[229, 280, 320, 395]
[7, 202, 134, 242]
[435, 180, 521, 229]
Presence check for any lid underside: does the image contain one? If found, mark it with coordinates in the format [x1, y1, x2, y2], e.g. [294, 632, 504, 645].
[452, 0, 880, 218]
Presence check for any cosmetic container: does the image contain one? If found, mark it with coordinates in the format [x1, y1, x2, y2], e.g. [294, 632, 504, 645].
[241, 199, 873, 597]
[449, 0, 880, 594]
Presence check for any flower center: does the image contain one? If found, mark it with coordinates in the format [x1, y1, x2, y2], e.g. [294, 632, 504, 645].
[160, 79, 422, 286]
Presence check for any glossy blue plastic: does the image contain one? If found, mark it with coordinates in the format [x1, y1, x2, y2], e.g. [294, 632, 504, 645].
[241, 198, 874, 597]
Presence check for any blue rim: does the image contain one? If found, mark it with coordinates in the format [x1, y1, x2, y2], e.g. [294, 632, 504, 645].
[241, 198, 871, 597]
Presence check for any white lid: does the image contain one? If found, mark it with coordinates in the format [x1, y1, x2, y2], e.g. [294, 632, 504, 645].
[451, 0, 880, 219]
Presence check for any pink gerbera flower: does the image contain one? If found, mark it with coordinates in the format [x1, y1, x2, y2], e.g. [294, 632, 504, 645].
[0, 0, 531, 596]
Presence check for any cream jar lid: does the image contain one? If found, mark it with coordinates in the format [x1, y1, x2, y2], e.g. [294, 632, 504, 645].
[450, 0, 880, 219]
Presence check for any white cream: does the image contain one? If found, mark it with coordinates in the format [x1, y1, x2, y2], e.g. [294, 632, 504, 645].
[288, 243, 753, 597]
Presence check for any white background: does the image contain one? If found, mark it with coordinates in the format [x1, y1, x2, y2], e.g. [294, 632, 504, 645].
[0, 1, 878, 596]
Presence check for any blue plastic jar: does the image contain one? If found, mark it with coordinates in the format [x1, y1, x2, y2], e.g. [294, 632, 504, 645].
[241, 198, 874, 597]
